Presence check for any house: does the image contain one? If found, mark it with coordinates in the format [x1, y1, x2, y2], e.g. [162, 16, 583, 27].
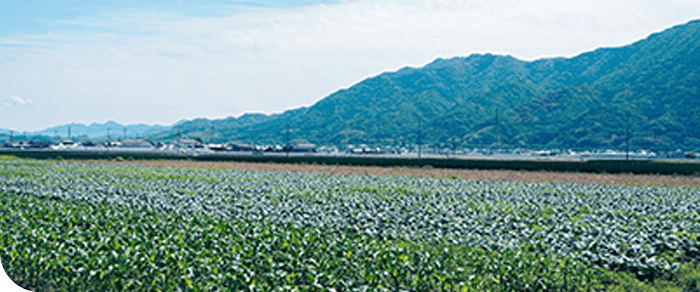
[292, 143, 316, 153]
[171, 138, 203, 149]
[350, 148, 364, 154]
[60, 139, 76, 147]
[49, 139, 77, 149]
[1, 141, 16, 148]
[104, 141, 122, 148]
[2, 141, 23, 149]
[207, 143, 230, 151]
[27, 141, 52, 149]
[121, 139, 154, 148]
[665, 149, 686, 158]
[79, 141, 98, 147]
[230, 143, 254, 151]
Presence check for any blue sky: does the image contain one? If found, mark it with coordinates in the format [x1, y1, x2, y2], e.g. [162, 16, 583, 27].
[0, 1, 341, 37]
[1, 0, 699, 131]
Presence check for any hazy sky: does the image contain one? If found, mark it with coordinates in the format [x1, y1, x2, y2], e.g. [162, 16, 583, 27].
[1, 0, 699, 131]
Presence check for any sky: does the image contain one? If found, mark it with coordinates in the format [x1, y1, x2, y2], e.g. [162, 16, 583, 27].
[1, 0, 699, 131]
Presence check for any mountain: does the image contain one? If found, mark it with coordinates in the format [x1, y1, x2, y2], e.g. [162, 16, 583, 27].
[30, 121, 172, 139]
[149, 113, 275, 142]
[154, 19, 700, 151]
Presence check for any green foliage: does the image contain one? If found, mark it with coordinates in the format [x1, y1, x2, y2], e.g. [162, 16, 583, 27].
[1, 190, 608, 291]
[2, 158, 700, 290]
[604, 261, 700, 291]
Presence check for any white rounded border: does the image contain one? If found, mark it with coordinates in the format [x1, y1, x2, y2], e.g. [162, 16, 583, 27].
[0, 258, 31, 292]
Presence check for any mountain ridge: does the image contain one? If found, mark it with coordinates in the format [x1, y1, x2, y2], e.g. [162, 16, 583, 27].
[150, 19, 700, 151]
[25, 121, 172, 139]
[8, 19, 699, 151]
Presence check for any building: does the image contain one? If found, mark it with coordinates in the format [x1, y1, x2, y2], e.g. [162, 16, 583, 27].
[207, 143, 230, 151]
[292, 143, 316, 153]
[230, 143, 254, 151]
[27, 141, 52, 149]
[79, 141, 98, 147]
[121, 139, 154, 148]
[665, 149, 686, 159]
[171, 138, 203, 149]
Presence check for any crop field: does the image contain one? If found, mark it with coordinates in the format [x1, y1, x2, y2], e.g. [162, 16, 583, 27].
[1, 157, 700, 291]
[83, 159, 700, 188]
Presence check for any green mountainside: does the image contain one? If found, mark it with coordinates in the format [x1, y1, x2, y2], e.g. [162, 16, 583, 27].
[154, 19, 700, 151]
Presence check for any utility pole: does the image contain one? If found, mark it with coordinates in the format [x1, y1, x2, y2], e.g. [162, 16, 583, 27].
[68, 125, 71, 140]
[417, 120, 422, 159]
[452, 138, 457, 156]
[9, 130, 13, 141]
[210, 125, 215, 143]
[495, 107, 500, 147]
[286, 122, 290, 157]
[433, 119, 437, 154]
[626, 114, 630, 161]
[107, 127, 111, 142]
[177, 126, 182, 140]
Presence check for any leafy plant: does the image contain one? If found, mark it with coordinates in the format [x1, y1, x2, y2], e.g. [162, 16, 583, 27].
[1, 158, 700, 290]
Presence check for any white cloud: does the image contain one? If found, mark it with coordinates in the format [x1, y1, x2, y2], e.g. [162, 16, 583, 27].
[0, 0, 699, 130]
[12, 95, 33, 105]
[3, 95, 34, 107]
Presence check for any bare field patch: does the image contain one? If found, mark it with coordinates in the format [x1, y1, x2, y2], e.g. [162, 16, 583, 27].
[76, 159, 700, 187]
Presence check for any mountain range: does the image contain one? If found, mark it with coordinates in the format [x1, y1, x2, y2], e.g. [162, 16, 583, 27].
[152, 19, 700, 151]
[2, 121, 172, 139]
[10, 19, 700, 151]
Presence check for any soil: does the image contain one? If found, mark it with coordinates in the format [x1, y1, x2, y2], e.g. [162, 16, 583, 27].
[73, 159, 700, 188]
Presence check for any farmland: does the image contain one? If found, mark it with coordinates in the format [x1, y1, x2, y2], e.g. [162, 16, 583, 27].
[2, 157, 700, 291]
[83, 159, 700, 188]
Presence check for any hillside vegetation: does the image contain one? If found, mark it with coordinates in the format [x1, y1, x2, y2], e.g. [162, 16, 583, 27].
[152, 19, 700, 152]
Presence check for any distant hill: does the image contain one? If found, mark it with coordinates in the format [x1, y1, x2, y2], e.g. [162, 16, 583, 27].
[30, 121, 171, 139]
[154, 19, 700, 151]
[148, 113, 274, 142]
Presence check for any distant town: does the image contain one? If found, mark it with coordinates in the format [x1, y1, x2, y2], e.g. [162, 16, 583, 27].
[2, 134, 698, 161]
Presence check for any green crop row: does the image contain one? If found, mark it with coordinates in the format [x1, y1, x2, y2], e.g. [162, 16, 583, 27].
[1, 158, 700, 291]
[1, 191, 608, 291]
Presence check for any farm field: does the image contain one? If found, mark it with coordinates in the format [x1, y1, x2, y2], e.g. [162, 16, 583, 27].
[82, 159, 700, 188]
[2, 157, 700, 291]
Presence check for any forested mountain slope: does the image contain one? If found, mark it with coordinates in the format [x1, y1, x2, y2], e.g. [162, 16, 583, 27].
[155, 19, 700, 151]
